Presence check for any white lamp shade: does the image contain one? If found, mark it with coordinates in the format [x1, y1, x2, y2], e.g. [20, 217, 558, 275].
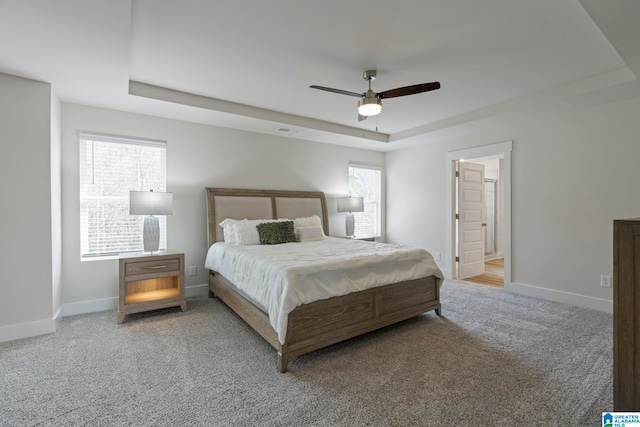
[129, 191, 173, 215]
[337, 196, 364, 213]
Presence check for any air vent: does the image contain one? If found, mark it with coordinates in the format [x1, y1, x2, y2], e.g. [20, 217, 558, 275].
[277, 127, 301, 134]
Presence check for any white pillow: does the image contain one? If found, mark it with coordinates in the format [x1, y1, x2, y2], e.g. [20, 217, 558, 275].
[294, 215, 323, 230]
[296, 226, 326, 242]
[234, 218, 289, 245]
[219, 218, 246, 244]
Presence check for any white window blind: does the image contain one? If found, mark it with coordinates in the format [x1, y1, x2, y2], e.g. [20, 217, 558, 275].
[348, 163, 382, 237]
[79, 134, 167, 259]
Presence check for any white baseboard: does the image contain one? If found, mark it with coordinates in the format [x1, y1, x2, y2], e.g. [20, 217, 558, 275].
[0, 317, 57, 343]
[507, 282, 612, 314]
[186, 284, 209, 298]
[63, 297, 118, 317]
[62, 284, 209, 317]
[2, 281, 608, 343]
[1, 284, 211, 343]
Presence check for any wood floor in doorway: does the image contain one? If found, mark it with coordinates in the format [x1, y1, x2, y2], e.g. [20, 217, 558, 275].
[464, 258, 504, 287]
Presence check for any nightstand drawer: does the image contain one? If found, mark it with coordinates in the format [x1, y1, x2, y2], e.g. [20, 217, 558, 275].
[125, 258, 180, 276]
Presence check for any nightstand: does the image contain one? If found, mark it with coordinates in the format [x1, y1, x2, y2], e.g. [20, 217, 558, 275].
[118, 251, 187, 324]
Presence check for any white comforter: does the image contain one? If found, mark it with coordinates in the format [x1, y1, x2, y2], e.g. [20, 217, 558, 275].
[204, 237, 443, 344]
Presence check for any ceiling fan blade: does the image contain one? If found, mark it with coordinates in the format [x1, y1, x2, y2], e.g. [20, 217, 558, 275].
[310, 85, 363, 98]
[377, 82, 441, 99]
[358, 113, 367, 122]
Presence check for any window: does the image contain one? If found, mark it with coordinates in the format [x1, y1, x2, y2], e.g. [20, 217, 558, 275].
[79, 134, 167, 259]
[348, 163, 382, 237]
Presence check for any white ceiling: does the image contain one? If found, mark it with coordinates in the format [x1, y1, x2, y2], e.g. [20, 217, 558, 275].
[1, 0, 639, 151]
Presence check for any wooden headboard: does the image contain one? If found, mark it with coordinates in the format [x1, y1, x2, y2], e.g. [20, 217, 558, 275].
[205, 187, 329, 247]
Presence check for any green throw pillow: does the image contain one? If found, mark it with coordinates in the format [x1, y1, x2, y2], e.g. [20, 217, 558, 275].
[257, 221, 298, 245]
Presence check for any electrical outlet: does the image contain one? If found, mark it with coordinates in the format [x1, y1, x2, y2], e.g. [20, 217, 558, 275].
[189, 266, 197, 277]
[434, 252, 441, 261]
[600, 275, 612, 288]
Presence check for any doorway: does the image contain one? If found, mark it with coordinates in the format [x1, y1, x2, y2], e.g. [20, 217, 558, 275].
[456, 157, 504, 287]
[445, 141, 512, 289]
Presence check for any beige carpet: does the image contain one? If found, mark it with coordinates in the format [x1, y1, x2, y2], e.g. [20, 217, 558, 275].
[0, 280, 612, 426]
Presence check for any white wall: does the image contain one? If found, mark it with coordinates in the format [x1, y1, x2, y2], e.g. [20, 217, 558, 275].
[61, 103, 385, 314]
[0, 73, 56, 338]
[387, 95, 640, 312]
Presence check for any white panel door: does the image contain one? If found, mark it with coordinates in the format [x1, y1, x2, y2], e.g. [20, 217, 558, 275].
[457, 161, 485, 279]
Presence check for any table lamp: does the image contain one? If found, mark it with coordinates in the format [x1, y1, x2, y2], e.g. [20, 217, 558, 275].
[337, 196, 364, 238]
[129, 190, 173, 253]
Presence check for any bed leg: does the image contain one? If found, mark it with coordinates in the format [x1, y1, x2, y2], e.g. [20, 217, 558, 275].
[278, 353, 288, 373]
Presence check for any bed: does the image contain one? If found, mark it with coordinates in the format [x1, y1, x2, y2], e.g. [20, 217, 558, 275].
[205, 187, 443, 372]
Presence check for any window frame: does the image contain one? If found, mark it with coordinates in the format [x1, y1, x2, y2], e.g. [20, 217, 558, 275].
[79, 132, 167, 260]
[348, 162, 383, 238]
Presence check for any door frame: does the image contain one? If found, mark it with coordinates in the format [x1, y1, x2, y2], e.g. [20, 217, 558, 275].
[445, 141, 512, 288]
[484, 177, 498, 258]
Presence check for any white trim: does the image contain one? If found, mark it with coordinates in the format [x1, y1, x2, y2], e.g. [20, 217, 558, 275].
[508, 282, 613, 314]
[186, 284, 209, 298]
[62, 284, 210, 318]
[63, 297, 118, 317]
[129, 80, 390, 143]
[0, 318, 57, 343]
[348, 161, 383, 171]
[445, 141, 512, 286]
[78, 131, 166, 148]
[53, 305, 63, 331]
[446, 141, 513, 162]
[1, 284, 211, 343]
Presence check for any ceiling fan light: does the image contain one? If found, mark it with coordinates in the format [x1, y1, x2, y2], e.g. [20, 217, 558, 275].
[358, 98, 382, 116]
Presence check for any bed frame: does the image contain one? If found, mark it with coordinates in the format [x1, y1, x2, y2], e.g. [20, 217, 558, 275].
[206, 187, 441, 372]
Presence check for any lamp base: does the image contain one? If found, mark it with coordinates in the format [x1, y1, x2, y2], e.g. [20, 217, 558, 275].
[345, 212, 355, 238]
[143, 215, 160, 252]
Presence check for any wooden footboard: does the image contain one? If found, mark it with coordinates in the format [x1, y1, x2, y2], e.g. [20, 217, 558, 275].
[210, 272, 441, 372]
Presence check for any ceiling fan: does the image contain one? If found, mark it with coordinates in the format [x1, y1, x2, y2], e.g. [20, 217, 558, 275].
[310, 70, 440, 122]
